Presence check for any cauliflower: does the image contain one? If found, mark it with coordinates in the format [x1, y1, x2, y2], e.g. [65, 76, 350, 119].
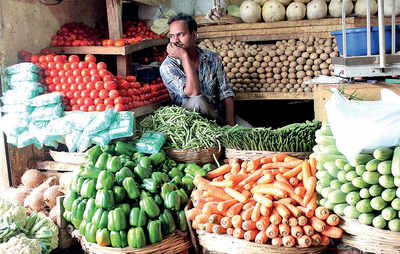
[0, 199, 27, 228]
[0, 234, 42, 254]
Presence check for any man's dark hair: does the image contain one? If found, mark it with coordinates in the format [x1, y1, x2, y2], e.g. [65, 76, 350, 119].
[168, 13, 198, 33]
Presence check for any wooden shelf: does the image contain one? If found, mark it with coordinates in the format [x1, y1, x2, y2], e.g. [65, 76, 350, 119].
[47, 38, 168, 56]
[198, 16, 400, 42]
[235, 92, 313, 100]
[131, 99, 170, 117]
[122, 0, 161, 6]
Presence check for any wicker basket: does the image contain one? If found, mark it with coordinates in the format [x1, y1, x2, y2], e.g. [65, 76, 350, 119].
[166, 147, 222, 165]
[49, 150, 88, 165]
[225, 148, 311, 161]
[195, 15, 242, 26]
[339, 216, 400, 253]
[72, 230, 191, 254]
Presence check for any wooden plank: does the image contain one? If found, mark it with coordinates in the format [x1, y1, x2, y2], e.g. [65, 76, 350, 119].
[106, 0, 123, 40]
[8, 145, 35, 187]
[313, 83, 400, 121]
[235, 92, 313, 100]
[199, 32, 333, 41]
[124, 38, 168, 55]
[0, 135, 10, 191]
[36, 161, 81, 172]
[117, 55, 129, 76]
[122, 0, 162, 5]
[131, 99, 170, 117]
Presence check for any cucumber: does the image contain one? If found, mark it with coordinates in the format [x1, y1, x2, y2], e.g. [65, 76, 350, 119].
[312, 145, 321, 153]
[344, 205, 361, 219]
[391, 147, 400, 177]
[316, 182, 324, 194]
[359, 188, 371, 199]
[394, 177, 400, 187]
[391, 198, 400, 210]
[335, 159, 347, 170]
[328, 190, 347, 204]
[319, 198, 327, 207]
[341, 183, 358, 193]
[382, 189, 396, 202]
[362, 171, 380, 185]
[316, 135, 336, 146]
[316, 153, 346, 166]
[337, 171, 347, 183]
[358, 213, 375, 225]
[344, 164, 355, 172]
[396, 188, 400, 198]
[388, 219, 400, 232]
[324, 162, 340, 178]
[373, 147, 394, 161]
[324, 200, 336, 210]
[382, 207, 397, 221]
[333, 203, 347, 216]
[377, 161, 392, 175]
[345, 171, 358, 182]
[319, 172, 334, 187]
[379, 175, 395, 189]
[372, 215, 387, 229]
[346, 192, 361, 206]
[356, 199, 373, 213]
[321, 187, 334, 199]
[366, 159, 380, 172]
[355, 165, 366, 176]
[369, 185, 384, 197]
[352, 177, 370, 189]
[371, 197, 387, 211]
[350, 153, 374, 167]
[319, 123, 333, 136]
[320, 145, 341, 155]
[330, 180, 342, 190]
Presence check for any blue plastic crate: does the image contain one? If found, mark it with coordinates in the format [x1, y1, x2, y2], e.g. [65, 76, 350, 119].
[331, 25, 400, 56]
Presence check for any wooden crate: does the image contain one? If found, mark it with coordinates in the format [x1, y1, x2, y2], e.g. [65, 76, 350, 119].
[57, 196, 74, 249]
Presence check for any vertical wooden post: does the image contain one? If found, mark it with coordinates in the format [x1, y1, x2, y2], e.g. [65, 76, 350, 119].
[106, 0, 123, 41]
[0, 134, 10, 191]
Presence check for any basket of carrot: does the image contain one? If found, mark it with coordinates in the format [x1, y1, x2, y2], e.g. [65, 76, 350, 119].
[185, 153, 343, 254]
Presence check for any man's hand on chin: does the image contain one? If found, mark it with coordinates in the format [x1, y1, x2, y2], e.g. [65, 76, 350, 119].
[167, 42, 187, 60]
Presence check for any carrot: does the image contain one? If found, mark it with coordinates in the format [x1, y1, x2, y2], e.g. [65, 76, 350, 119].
[238, 169, 265, 187]
[275, 174, 289, 184]
[303, 225, 314, 236]
[289, 177, 299, 186]
[194, 198, 206, 210]
[247, 158, 262, 172]
[226, 173, 248, 184]
[309, 157, 317, 176]
[297, 215, 308, 226]
[311, 233, 321, 246]
[251, 184, 287, 199]
[310, 217, 326, 232]
[193, 175, 211, 186]
[278, 198, 295, 205]
[242, 220, 257, 231]
[232, 214, 243, 228]
[204, 197, 224, 203]
[281, 217, 289, 225]
[278, 167, 291, 174]
[228, 158, 241, 165]
[244, 183, 253, 191]
[297, 170, 303, 181]
[260, 156, 273, 165]
[271, 237, 282, 247]
[192, 220, 201, 230]
[244, 230, 259, 241]
[260, 204, 271, 217]
[253, 193, 273, 208]
[230, 163, 241, 174]
[217, 199, 238, 214]
[302, 161, 311, 181]
[273, 153, 287, 162]
[320, 235, 330, 246]
[243, 199, 256, 210]
[233, 228, 245, 239]
[266, 224, 279, 238]
[256, 216, 270, 231]
[242, 190, 252, 199]
[195, 214, 209, 224]
[204, 223, 214, 233]
[282, 235, 296, 247]
[270, 209, 282, 225]
[282, 164, 303, 179]
[273, 181, 295, 195]
[186, 208, 202, 220]
[226, 203, 244, 217]
[255, 230, 268, 244]
[225, 188, 249, 203]
[207, 164, 232, 179]
[212, 175, 225, 182]
[284, 155, 302, 162]
[321, 226, 343, 239]
[241, 208, 253, 221]
[291, 225, 304, 238]
[315, 207, 330, 220]
[305, 194, 318, 217]
[303, 177, 317, 205]
[294, 186, 306, 197]
[221, 216, 232, 228]
[297, 235, 312, 248]
[262, 160, 302, 170]
[274, 202, 291, 219]
[326, 214, 340, 226]
[195, 176, 232, 201]
[227, 227, 234, 236]
[212, 225, 227, 234]
[209, 214, 223, 224]
[202, 202, 220, 216]
[241, 161, 248, 172]
[279, 223, 291, 237]
[250, 202, 261, 222]
[288, 217, 298, 227]
[257, 174, 274, 184]
[210, 180, 234, 188]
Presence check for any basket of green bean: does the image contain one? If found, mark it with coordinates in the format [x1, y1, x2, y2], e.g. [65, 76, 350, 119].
[166, 146, 222, 165]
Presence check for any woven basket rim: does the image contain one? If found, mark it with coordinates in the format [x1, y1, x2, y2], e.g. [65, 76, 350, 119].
[167, 146, 221, 153]
[49, 150, 88, 164]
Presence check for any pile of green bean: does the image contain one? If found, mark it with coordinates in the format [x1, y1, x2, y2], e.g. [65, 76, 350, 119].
[138, 106, 222, 150]
[220, 120, 321, 152]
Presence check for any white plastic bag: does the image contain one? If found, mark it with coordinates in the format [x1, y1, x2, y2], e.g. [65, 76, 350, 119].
[325, 88, 400, 161]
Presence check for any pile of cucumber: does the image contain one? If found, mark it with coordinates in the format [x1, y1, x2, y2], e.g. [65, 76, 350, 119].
[312, 122, 400, 232]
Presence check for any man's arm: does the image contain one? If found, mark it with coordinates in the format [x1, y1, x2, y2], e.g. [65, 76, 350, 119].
[224, 97, 235, 126]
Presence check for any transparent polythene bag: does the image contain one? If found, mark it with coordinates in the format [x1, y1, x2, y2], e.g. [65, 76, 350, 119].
[135, 131, 166, 154]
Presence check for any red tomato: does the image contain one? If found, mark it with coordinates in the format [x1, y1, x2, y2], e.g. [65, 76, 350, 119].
[114, 103, 124, 112]
[77, 83, 86, 91]
[63, 62, 71, 71]
[87, 62, 97, 70]
[95, 81, 104, 90]
[80, 105, 89, 112]
[68, 55, 80, 63]
[73, 91, 80, 98]
[55, 63, 63, 70]
[55, 84, 62, 91]
[104, 81, 117, 90]
[81, 68, 90, 77]
[72, 69, 80, 76]
[61, 84, 68, 91]
[39, 55, 47, 63]
[119, 89, 128, 97]
[76, 98, 84, 106]
[96, 104, 106, 111]
[78, 61, 88, 70]
[85, 54, 96, 63]
[91, 75, 101, 83]
[70, 84, 77, 91]
[126, 75, 136, 82]
[94, 98, 103, 105]
[83, 76, 91, 83]
[80, 90, 90, 98]
[104, 98, 114, 106]
[72, 105, 80, 111]
[103, 75, 114, 82]
[90, 90, 99, 99]
[86, 82, 96, 90]
[114, 96, 123, 105]
[75, 76, 83, 84]
[88, 105, 96, 112]
[84, 97, 94, 106]
[54, 55, 65, 63]
[71, 62, 79, 70]
[66, 91, 74, 99]
[97, 62, 107, 70]
[109, 90, 119, 99]
[99, 89, 108, 99]
[90, 69, 98, 76]
[31, 55, 39, 63]
[48, 84, 56, 91]
[98, 69, 109, 78]
[120, 81, 130, 89]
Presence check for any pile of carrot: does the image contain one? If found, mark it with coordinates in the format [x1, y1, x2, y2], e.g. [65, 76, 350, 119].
[187, 153, 343, 248]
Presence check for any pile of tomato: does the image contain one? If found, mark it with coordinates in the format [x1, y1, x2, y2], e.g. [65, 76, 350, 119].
[29, 53, 169, 112]
[50, 21, 165, 47]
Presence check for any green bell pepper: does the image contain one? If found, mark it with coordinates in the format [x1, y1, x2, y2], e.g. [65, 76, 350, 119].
[63, 191, 78, 211]
[101, 144, 115, 154]
[176, 188, 189, 204]
[108, 208, 127, 231]
[81, 179, 96, 198]
[95, 189, 115, 209]
[124, 160, 136, 169]
[129, 207, 147, 227]
[168, 167, 184, 178]
[185, 162, 206, 177]
[79, 220, 88, 236]
[113, 186, 126, 203]
[72, 198, 87, 229]
[147, 220, 163, 244]
[96, 228, 111, 247]
[149, 150, 166, 166]
[133, 152, 144, 161]
[95, 153, 111, 170]
[162, 159, 177, 173]
[85, 222, 97, 243]
[164, 191, 181, 211]
[159, 209, 176, 234]
[142, 178, 159, 193]
[80, 164, 102, 179]
[115, 141, 135, 156]
[177, 163, 186, 171]
[122, 177, 140, 200]
[115, 167, 134, 185]
[203, 163, 217, 172]
[153, 194, 163, 207]
[71, 175, 85, 194]
[151, 172, 169, 183]
[107, 156, 122, 173]
[63, 210, 72, 222]
[141, 190, 151, 199]
[118, 155, 128, 166]
[117, 203, 131, 216]
[127, 227, 146, 248]
[134, 165, 151, 180]
[177, 210, 188, 232]
[96, 170, 115, 190]
[83, 198, 97, 222]
[161, 182, 177, 200]
[110, 230, 128, 248]
[92, 208, 108, 229]
[139, 156, 151, 169]
[87, 145, 102, 165]
[140, 197, 160, 218]
[182, 175, 194, 186]
[170, 176, 182, 186]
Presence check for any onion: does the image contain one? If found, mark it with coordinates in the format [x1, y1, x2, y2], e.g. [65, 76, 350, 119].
[21, 169, 46, 188]
[24, 190, 44, 212]
[49, 205, 61, 227]
[44, 185, 63, 208]
[4, 186, 32, 206]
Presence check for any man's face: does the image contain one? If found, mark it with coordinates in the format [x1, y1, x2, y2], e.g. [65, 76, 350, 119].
[169, 20, 197, 49]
